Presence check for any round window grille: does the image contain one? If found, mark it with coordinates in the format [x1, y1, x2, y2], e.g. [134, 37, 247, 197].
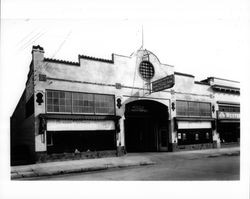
[139, 61, 155, 80]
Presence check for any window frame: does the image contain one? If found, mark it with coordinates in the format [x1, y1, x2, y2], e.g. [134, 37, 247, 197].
[46, 131, 53, 146]
[72, 92, 95, 114]
[46, 90, 72, 114]
[176, 100, 212, 118]
[138, 61, 155, 81]
[46, 89, 116, 115]
[218, 105, 240, 113]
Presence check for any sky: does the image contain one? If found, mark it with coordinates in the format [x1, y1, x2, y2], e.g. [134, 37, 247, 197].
[1, 0, 250, 199]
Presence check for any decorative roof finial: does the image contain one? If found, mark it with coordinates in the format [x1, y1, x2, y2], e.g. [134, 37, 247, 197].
[141, 24, 144, 49]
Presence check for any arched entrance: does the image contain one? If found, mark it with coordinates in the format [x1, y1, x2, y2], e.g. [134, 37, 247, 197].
[124, 100, 169, 152]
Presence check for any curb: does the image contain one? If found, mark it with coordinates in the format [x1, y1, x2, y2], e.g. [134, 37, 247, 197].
[11, 161, 156, 180]
[206, 151, 240, 158]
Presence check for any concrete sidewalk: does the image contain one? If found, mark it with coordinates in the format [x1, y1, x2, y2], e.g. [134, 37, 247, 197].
[11, 147, 240, 180]
[11, 155, 155, 180]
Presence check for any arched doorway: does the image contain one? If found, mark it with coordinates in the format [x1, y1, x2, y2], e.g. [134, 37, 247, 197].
[124, 100, 169, 152]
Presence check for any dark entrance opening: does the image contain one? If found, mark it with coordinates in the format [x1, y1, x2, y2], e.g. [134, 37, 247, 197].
[124, 100, 169, 152]
[218, 122, 240, 143]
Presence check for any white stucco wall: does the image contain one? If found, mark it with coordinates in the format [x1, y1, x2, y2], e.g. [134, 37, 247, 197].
[32, 47, 240, 152]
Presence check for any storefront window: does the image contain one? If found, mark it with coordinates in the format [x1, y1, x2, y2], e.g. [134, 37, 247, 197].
[177, 129, 212, 145]
[46, 131, 53, 146]
[182, 133, 187, 140]
[195, 133, 199, 140]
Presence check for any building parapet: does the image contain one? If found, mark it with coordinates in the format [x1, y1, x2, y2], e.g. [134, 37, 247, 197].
[44, 58, 80, 66]
[174, 72, 194, 78]
[78, 54, 114, 64]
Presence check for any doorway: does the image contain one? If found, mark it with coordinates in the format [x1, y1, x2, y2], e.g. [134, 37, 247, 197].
[124, 100, 169, 152]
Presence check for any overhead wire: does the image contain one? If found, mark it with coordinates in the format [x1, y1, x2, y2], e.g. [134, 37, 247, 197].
[20, 32, 46, 50]
[42, 30, 72, 73]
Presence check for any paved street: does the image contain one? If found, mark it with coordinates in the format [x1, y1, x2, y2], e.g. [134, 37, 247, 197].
[23, 148, 240, 181]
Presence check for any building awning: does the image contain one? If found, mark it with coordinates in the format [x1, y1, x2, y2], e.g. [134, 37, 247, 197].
[46, 120, 115, 131]
[212, 85, 240, 94]
[39, 114, 120, 134]
[217, 101, 240, 106]
[217, 111, 240, 120]
[39, 114, 121, 121]
[175, 117, 215, 122]
[218, 119, 240, 123]
[174, 117, 214, 130]
[177, 121, 212, 129]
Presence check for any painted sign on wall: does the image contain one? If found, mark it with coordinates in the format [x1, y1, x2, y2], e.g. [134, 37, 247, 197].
[217, 111, 240, 119]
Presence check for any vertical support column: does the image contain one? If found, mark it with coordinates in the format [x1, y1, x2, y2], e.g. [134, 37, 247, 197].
[212, 103, 221, 148]
[212, 120, 221, 148]
[116, 116, 125, 156]
[170, 92, 178, 152]
[115, 95, 125, 156]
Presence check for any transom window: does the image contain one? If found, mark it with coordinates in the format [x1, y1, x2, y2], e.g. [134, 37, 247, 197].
[219, 105, 240, 113]
[139, 61, 155, 80]
[46, 90, 115, 115]
[176, 100, 211, 117]
[47, 90, 72, 113]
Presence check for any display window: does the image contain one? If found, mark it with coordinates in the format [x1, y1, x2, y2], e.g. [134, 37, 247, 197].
[177, 129, 213, 145]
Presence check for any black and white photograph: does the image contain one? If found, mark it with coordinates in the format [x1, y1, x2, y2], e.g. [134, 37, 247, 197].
[1, 0, 249, 199]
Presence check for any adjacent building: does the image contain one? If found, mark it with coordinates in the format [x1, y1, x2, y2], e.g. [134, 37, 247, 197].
[10, 45, 240, 165]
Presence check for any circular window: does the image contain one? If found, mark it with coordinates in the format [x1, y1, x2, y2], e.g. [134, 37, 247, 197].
[139, 61, 155, 80]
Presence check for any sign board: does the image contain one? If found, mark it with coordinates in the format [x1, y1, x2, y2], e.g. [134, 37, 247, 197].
[129, 105, 148, 113]
[47, 120, 115, 131]
[152, 74, 175, 92]
[217, 111, 240, 119]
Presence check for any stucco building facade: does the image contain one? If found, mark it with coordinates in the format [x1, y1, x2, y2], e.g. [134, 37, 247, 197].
[10, 45, 240, 165]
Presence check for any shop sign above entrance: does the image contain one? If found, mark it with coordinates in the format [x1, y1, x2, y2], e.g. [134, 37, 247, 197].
[217, 111, 240, 119]
[152, 74, 175, 92]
